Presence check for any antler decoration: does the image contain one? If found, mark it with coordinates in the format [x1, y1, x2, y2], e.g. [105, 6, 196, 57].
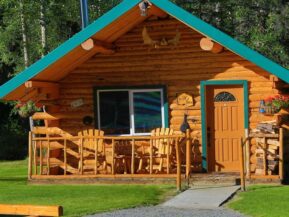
[142, 26, 181, 48]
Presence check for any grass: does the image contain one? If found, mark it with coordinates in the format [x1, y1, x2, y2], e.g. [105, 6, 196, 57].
[0, 160, 175, 217]
[228, 185, 289, 217]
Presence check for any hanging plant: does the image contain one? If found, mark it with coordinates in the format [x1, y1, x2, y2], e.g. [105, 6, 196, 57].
[263, 95, 289, 114]
[14, 101, 41, 118]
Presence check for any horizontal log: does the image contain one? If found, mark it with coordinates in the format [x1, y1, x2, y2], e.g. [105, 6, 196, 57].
[0, 204, 63, 217]
[25, 81, 59, 89]
[267, 139, 280, 146]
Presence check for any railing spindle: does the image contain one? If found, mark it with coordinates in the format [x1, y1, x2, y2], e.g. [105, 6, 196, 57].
[166, 142, 170, 174]
[28, 132, 32, 179]
[33, 139, 37, 175]
[112, 139, 115, 175]
[64, 138, 67, 175]
[39, 140, 43, 175]
[80, 136, 83, 175]
[131, 139, 135, 174]
[95, 138, 98, 175]
[150, 138, 153, 174]
[279, 128, 284, 180]
[47, 137, 50, 175]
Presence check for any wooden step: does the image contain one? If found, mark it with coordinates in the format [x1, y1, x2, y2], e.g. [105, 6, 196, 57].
[189, 172, 240, 186]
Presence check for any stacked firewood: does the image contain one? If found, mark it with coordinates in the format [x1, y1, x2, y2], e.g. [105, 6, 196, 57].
[252, 121, 280, 175]
[255, 138, 280, 175]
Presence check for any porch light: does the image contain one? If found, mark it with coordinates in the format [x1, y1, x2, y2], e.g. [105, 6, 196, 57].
[139, 0, 152, 16]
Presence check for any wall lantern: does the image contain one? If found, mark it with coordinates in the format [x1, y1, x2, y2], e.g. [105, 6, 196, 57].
[139, 0, 152, 16]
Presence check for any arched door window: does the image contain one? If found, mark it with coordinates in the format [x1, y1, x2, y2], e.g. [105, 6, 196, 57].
[214, 91, 236, 102]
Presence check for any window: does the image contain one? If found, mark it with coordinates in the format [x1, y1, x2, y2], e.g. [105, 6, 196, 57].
[214, 91, 236, 102]
[95, 87, 166, 135]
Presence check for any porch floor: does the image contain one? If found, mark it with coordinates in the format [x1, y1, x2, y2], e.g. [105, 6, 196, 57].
[28, 172, 241, 185]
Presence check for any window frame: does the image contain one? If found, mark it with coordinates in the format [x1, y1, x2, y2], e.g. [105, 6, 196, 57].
[93, 85, 168, 136]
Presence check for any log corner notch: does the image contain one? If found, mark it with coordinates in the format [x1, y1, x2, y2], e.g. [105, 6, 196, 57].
[200, 37, 224, 54]
[23, 81, 60, 105]
[81, 38, 115, 54]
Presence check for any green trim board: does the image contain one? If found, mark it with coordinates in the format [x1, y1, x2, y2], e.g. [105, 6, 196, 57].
[1, 0, 289, 100]
[200, 80, 249, 171]
[93, 85, 169, 135]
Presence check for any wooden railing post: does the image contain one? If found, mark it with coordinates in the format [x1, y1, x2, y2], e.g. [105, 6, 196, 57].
[176, 138, 181, 191]
[245, 129, 250, 179]
[185, 129, 191, 184]
[28, 132, 32, 179]
[240, 138, 246, 191]
[279, 128, 284, 181]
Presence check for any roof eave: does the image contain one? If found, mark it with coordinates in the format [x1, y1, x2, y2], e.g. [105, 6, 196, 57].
[0, 0, 142, 99]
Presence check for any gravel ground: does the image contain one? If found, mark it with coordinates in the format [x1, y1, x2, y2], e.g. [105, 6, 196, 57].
[87, 206, 245, 217]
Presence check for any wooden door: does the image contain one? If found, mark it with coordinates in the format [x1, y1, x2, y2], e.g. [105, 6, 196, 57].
[206, 85, 244, 172]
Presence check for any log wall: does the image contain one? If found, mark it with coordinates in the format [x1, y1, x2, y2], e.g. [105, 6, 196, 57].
[57, 17, 279, 172]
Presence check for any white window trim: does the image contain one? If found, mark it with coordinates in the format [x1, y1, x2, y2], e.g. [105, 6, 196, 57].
[97, 88, 165, 136]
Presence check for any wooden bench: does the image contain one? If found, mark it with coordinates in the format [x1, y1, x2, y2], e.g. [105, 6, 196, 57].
[0, 204, 63, 217]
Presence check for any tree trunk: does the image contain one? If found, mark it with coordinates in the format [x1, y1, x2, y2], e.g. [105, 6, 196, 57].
[40, 0, 47, 57]
[20, 0, 29, 68]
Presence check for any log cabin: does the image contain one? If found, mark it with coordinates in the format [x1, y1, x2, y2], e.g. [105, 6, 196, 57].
[1, 0, 289, 184]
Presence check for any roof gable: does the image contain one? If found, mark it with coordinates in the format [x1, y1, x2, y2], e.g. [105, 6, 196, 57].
[152, 0, 289, 83]
[1, 0, 289, 99]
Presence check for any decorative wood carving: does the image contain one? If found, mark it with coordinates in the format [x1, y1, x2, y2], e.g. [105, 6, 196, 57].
[142, 26, 180, 48]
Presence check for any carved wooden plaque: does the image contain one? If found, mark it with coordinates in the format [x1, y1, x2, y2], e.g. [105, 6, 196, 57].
[176, 93, 193, 106]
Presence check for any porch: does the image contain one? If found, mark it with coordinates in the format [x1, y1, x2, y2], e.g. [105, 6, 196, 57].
[28, 126, 194, 189]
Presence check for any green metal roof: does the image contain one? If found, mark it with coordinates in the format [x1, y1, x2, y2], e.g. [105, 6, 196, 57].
[1, 0, 289, 99]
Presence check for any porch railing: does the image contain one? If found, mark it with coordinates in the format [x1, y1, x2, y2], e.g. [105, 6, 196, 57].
[28, 131, 190, 190]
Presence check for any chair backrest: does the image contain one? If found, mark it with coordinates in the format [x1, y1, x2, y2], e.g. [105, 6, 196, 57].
[151, 128, 174, 155]
[78, 129, 104, 153]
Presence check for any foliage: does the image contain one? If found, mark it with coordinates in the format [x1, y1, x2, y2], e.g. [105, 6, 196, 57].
[264, 95, 289, 111]
[0, 160, 174, 217]
[12, 100, 42, 118]
[229, 185, 289, 217]
[0, 101, 28, 160]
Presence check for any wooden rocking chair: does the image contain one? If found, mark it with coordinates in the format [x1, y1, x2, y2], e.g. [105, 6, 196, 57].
[77, 129, 106, 174]
[138, 128, 174, 174]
